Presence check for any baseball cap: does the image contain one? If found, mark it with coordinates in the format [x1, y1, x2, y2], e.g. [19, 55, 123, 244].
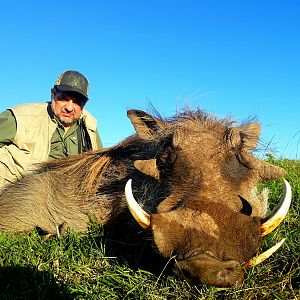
[54, 70, 89, 99]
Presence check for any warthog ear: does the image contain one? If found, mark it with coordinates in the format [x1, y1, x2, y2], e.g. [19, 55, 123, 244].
[228, 122, 261, 149]
[230, 122, 286, 179]
[134, 159, 160, 180]
[127, 110, 166, 139]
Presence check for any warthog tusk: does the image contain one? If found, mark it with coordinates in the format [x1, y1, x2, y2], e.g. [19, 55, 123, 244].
[245, 238, 286, 267]
[125, 179, 151, 229]
[260, 179, 292, 237]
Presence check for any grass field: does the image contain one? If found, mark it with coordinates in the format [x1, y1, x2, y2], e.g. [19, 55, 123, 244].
[0, 158, 299, 299]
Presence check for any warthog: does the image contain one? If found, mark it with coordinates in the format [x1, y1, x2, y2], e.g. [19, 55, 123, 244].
[0, 108, 291, 287]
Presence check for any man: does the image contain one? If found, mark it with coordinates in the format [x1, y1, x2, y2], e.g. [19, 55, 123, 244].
[0, 70, 103, 189]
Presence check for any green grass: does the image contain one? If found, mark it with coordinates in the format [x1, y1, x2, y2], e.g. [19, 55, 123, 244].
[0, 159, 299, 299]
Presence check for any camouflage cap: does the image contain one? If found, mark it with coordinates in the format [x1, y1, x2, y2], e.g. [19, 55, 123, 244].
[54, 70, 89, 99]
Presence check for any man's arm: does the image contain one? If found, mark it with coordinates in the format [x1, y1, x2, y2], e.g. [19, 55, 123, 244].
[0, 110, 17, 147]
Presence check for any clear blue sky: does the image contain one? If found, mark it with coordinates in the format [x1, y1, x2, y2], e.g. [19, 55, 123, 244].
[0, 0, 299, 159]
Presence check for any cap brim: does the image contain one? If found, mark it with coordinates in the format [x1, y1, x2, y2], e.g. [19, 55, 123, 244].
[55, 85, 88, 99]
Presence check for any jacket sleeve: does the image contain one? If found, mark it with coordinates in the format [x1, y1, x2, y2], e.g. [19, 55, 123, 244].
[0, 109, 17, 147]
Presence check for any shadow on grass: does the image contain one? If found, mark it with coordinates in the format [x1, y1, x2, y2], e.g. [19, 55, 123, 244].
[0, 266, 73, 300]
[102, 213, 172, 277]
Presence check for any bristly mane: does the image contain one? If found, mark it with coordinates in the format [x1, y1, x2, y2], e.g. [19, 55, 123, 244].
[151, 106, 237, 129]
[38, 135, 164, 194]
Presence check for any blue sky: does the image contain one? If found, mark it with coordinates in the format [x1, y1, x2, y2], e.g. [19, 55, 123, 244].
[0, 0, 299, 158]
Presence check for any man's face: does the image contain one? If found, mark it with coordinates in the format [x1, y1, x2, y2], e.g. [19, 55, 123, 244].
[51, 91, 86, 126]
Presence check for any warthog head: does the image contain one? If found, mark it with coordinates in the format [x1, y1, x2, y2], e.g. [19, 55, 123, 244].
[124, 109, 291, 287]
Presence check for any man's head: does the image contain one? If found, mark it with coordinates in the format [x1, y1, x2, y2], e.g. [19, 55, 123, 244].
[51, 70, 89, 127]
